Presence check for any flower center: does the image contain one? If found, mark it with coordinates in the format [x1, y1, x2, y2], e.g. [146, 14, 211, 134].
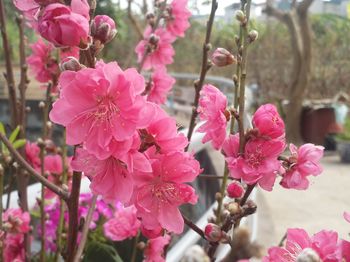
[246, 146, 264, 168]
[93, 96, 119, 125]
[296, 248, 321, 262]
[151, 182, 179, 204]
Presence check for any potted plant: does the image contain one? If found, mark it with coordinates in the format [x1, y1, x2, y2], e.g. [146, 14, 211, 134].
[336, 117, 350, 163]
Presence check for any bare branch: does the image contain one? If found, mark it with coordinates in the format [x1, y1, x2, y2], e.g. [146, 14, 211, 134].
[264, 3, 288, 22]
[298, 0, 314, 13]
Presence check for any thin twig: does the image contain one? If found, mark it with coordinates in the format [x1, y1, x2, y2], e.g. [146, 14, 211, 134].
[185, 0, 218, 151]
[0, 133, 69, 200]
[73, 194, 98, 262]
[130, 231, 141, 262]
[39, 145, 46, 262]
[183, 215, 206, 240]
[278, 232, 287, 247]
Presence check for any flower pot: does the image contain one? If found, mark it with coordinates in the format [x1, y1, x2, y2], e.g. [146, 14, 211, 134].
[337, 140, 350, 163]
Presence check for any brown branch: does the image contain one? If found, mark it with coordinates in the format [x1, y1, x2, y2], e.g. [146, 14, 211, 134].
[183, 215, 207, 240]
[0, 132, 70, 200]
[278, 232, 287, 247]
[185, 0, 218, 151]
[297, 0, 314, 13]
[128, 0, 144, 40]
[264, 3, 288, 23]
[0, 0, 18, 127]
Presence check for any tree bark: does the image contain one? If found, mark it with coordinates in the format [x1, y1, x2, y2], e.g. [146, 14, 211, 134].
[265, 0, 313, 143]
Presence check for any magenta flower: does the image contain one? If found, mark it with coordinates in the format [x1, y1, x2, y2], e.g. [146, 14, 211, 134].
[72, 144, 151, 203]
[280, 143, 324, 190]
[3, 234, 26, 262]
[49, 61, 154, 158]
[27, 38, 58, 83]
[133, 149, 201, 234]
[342, 240, 350, 261]
[25, 141, 41, 169]
[135, 27, 175, 70]
[143, 234, 171, 262]
[252, 104, 285, 139]
[224, 135, 285, 191]
[198, 84, 228, 150]
[166, 0, 192, 38]
[226, 181, 244, 199]
[38, 2, 90, 47]
[103, 205, 141, 241]
[142, 106, 188, 153]
[147, 67, 175, 105]
[3, 208, 31, 234]
[263, 228, 342, 262]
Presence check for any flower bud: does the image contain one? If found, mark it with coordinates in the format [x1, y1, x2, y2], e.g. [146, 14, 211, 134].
[91, 15, 117, 44]
[211, 48, 236, 67]
[248, 30, 259, 43]
[226, 201, 241, 215]
[60, 57, 84, 72]
[204, 223, 223, 242]
[227, 181, 244, 198]
[235, 10, 246, 23]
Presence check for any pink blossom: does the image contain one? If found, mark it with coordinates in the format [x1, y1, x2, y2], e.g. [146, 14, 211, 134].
[133, 149, 201, 234]
[147, 67, 175, 104]
[141, 225, 164, 239]
[166, 0, 191, 37]
[197, 84, 228, 150]
[141, 106, 188, 153]
[3, 208, 31, 234]
[71, 143, 151, 203]
[263, 228, 342, 262]
[224, 135, 285, 191]
[342, 240, 350, 261]
[205, 223, 223, 242]
[38, 2, 90, 47]
[103, 205, 141, 241]
[49, 61, 154, 159]
[211, 48, 236, 67]
[91, 15, 117, 44]
[60, 46, 80, 60]
[143, 234, 171, 262]
[344, 211, 350, 223]
[3, 234, 26, 262]
[25, 142, 41, 169]
[13, 0, 39, 20]
[27, 38, 58, 83]
[135, 27, 175, 70]
[280, 143, 324, 190]
[226, 181, 244, 199]
[252, 104, 285, 139]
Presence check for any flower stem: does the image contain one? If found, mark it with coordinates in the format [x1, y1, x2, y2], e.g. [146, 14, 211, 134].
[40, 145, 46, 262]
[183, 215, 206, 240]
[130, 231, 141, 262]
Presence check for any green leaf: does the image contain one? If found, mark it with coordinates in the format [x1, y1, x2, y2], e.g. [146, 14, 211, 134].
[13, 139, 26, 149]
[9, 126, 20, 143]
[83, 242, 123, 262]
[0, 122, 5, 136]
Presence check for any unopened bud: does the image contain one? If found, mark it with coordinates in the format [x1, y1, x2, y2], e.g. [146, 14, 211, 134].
[211, 48, 236, 67]
[12, 162, 19, 169]
[46, 121, 52, 129]
[91, 15, 117, 44]
[235, 10, 246, 23]
[37, 138, 45, 147]
[60, 57, 84, 72]
[204, 223, 223, 242]
[226, 201, 241, 215]
[25, 106, 31, 113]
[243, 200, 257, 215]
[38, 101, 45, 109]
[0, 164, 3, 174]
[227, 181, 244, 198]
[146, 13, 156, 26]
[248, 30, 259, 43]
[215, 192, 222, 201]
[137, 242, 146, 250]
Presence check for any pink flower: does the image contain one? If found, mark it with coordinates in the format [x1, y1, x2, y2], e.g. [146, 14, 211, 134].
[342, 240, 350, 261]
[38, 2, 90, 47]
[141, 106, 188, 153]
[263, 228, 342, 262]
[344, 211, 350, 223]
[91, 15, 117, 44]
[71, 143, 151, 203]
[103, 205, 141, 241]
[143, 234, 171, 262]
[133, 149, 201, 234]
[197, 84, 228, 150]
[135, 27, 175, 70]
[147, 67, 175, 105]
[280, 143, 324, 190]
[13, 0, 39, 20]
[60, 46, 80, 60]
[205, 223, 223, 242]
[226, 181, 244, 199]
[211, 48, 237, 67]
[3, 208, 31, 234]
[224, 135, 285, 191]
[49, 61, 154, 159]
[166, 0, 191, 37]
[25, 142, 41, 169]
[252, 104, 285, 139]
[3, 234, 26, 262]
[27, 38, 58, 83]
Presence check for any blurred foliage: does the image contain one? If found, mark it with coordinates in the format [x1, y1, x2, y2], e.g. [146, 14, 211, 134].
[336, 117, 350, 141]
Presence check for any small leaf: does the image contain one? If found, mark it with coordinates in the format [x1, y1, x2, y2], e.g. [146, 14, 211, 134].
[13, 139, 26, 149]
[9, 126, 21, 143]
[0, 122, 5, 136]
[84, 242, 123, 262]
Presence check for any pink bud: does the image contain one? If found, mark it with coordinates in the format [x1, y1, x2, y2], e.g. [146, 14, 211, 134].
[226, 181, 244, 198]
[60, 56, 84, 72]
[211, 48, 236, 67]
[204, 223, 223, 242]
[91, 15, 117, 44]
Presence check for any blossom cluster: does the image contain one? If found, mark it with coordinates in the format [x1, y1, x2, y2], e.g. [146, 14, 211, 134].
[198, 87, 324, 192]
